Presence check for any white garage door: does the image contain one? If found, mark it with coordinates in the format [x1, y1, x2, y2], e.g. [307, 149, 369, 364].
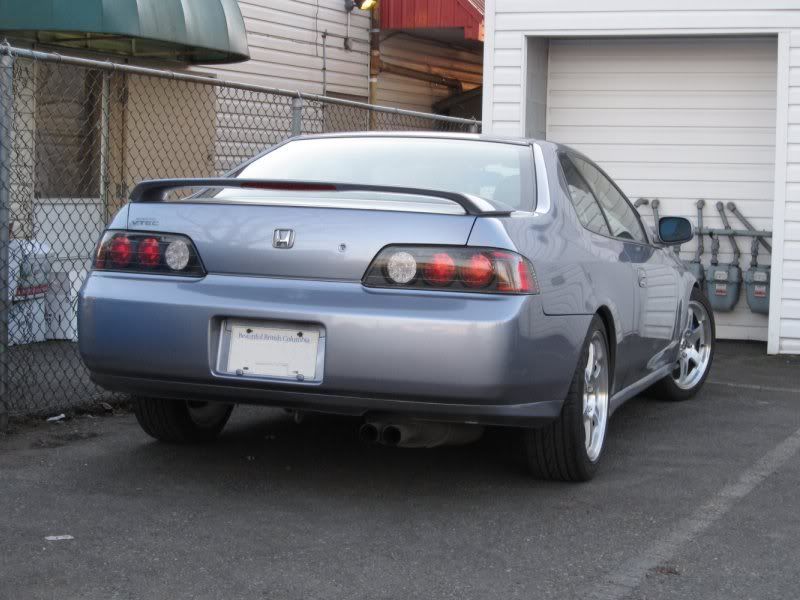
[547, 37, 777, 341]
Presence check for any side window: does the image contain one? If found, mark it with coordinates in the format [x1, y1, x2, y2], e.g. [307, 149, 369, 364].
[558, 154, 610, 236]
[571, 156, 647, 243]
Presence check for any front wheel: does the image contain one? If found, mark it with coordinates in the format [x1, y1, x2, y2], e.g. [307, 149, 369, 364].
[523, 315, 610, 482]
[650, 287, 715, 401]
[133, 396, 233, 443]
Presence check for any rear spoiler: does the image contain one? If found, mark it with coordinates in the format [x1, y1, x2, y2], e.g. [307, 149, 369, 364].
[128, 178, 513, 216]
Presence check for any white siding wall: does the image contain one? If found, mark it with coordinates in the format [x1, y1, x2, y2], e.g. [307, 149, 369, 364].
[482, 0, 800, 352]
[782, 31, 800, 352]
[202, 0, 371, 96]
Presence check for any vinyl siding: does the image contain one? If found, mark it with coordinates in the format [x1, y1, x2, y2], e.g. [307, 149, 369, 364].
[483, 0, 800, 352]
[781, 31, 800, 352]
[202, 0, 371, 96]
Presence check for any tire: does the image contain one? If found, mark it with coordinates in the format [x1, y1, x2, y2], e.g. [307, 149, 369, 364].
[650, 287, 715, 402]
[523, 315, 610, 482]
[133, 396, 233, 443]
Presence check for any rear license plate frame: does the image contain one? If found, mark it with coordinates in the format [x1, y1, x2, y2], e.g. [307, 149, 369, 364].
[216, 319, 326, 383]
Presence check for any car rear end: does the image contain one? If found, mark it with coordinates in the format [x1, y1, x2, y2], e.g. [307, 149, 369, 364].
[78, 136, 574, 426]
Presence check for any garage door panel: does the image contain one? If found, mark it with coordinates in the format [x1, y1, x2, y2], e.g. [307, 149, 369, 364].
[569, 144, 775, 165]
[549, 72, 777, 92]
[549, 108, 776, 128]
[547, 37, 777, 341]
[604, 163, 774, 183]
[549, 125, 776, 147]
[549, 37, 777, 72]
[618, 180, 773, 202]
[549, 90, 777, 111]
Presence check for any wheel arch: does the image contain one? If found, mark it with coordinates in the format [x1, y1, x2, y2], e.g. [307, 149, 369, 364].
[595, 305, 617, 392]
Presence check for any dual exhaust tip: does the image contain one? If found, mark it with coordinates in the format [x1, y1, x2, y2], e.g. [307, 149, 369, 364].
[359, 421, 484, 449]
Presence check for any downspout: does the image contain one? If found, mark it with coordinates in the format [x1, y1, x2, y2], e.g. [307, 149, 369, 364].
[368, 5, 380, 128]
[321, 31, 328, 96]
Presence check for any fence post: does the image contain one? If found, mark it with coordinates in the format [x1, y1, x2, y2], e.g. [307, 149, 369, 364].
[0, 51, 14, 431]
[291, 96, 303, 137]
[99, 71, 111, 222]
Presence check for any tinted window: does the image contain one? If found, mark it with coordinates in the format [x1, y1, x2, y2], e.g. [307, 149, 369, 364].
[226, 137, 534, 210]
[559, 154, 610, 236]
[571, 156, 647, 243]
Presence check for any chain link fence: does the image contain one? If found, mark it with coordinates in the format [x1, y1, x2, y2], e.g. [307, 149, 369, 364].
[0, 45, 480, 424]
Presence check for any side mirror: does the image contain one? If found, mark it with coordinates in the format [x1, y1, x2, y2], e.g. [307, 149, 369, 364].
[658, 216, 693, 245]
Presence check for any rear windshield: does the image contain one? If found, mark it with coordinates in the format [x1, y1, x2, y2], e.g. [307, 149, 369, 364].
[217, 137, 535, 211]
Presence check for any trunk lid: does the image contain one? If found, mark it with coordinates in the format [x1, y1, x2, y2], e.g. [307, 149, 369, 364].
[126, 202, 476, 281]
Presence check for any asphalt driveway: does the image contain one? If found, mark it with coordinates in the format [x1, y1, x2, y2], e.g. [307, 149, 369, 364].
[2, 342, 799, 600]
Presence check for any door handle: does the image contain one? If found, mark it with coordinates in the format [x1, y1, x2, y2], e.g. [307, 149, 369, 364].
[637, 268, 648, 288]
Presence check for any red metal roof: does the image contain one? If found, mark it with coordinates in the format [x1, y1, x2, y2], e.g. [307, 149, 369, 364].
[381, 0, 484, 42]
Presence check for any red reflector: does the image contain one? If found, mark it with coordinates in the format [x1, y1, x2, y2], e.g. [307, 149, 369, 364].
[423, 252, 456, 286]
[461, 253, 494, 288]
[240, 181, 337, 192]
[108, 236, 132, 267]
[517, 259, 534, 293]
[138, 237, 161, 267]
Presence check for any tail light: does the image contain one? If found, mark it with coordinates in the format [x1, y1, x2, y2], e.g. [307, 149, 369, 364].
[363, 246, 539, 295]
[93, 231, 205, 276]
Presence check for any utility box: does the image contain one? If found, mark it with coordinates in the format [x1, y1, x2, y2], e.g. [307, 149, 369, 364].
[45, 270, 87, 341]
[10, 298, 48, 346]
[744, 266, 770, 315]
[705, 264, 741, 312]
[7, 240, 51, 346]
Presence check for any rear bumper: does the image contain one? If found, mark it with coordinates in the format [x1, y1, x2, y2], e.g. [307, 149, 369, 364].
[79, 273, 590, 425]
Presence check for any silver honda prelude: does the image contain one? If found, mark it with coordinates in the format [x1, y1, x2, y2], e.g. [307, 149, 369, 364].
[78, 133, 715, 481]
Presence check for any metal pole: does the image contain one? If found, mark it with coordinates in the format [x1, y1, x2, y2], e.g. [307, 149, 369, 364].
[291, 96, 303, 137]
[694, 199, 705, 263]
[99, 72, 111, 222]
[368, 6, 380, 130]
[727, 201, 772, 253]
[321, 31, 328, 97]
[0, 51, 14, 430]
[0, 44, 481, 128]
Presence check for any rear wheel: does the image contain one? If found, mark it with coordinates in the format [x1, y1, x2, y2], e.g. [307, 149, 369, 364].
[133, 396, 233, 443]
[523, 315, 610, 482]
[650, 287, 715, 401]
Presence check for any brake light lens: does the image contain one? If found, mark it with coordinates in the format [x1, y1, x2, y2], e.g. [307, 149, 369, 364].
[137, 237, 161, 268]
[423, 252, 456, 286]
[363, 246, 539, 294]
[93, 231, 205, 276]
[461, 253, 494, 288]
[108, 236, 132, 268]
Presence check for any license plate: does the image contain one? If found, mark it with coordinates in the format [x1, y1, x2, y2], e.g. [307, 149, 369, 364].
[222, 322, 320, 381]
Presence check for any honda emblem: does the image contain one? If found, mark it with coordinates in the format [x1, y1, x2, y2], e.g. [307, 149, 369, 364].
[273, 229, 295, 249]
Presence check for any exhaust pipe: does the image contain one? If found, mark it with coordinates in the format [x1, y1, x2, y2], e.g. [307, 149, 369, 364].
[379, 422, 484, 448]
[358, 422, 382, 444]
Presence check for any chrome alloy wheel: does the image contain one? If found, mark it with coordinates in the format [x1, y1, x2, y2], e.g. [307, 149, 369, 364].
[583, 331, 609, 462]
[186, 401, 231, 427]
[672, 300, 713, 390]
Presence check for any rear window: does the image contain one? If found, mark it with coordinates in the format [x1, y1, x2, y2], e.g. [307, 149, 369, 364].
[220, 137, 535, 211]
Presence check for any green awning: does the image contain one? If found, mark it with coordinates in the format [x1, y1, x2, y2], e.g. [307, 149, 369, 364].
[0, 0, 250, 64]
